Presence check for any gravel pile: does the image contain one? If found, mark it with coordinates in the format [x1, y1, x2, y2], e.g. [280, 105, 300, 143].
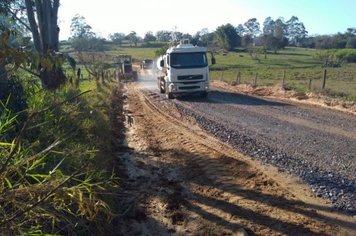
[174, 103, 356, 214]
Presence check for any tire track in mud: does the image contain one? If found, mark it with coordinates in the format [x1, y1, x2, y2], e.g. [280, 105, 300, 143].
[170, 95, 356, 214]
[125, 85, 356, 235]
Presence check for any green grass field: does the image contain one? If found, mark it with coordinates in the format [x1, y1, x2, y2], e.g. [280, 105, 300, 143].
[106, 45, 158, 62]
[209, 48, 356, 100]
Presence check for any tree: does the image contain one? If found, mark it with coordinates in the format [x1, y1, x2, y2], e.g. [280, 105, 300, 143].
[263, 34, 285, 53]
[155, 30, 171, 42]
[70, 14, 94, 39]
[274, 18, 287, 40]
[0, 0, 15, 16]
[190, 28, 214, 47]
[244, 18, 261, 38]
[24, 0, 65, 90]
[346, 28, 356, 37]
[260, 17, 288, 53]
[286, 16, 308, 46]
[182, 33, 193, 43]
[0, 0, 29, 32]
[190, 32, 200, 46]
[171, 31, 184, 42]
[345, 28, 356, 48]
[1, 0, 27, 97]
[214, 23, 240, 50]
[69, 15, 105, 52]
[199, 28, 214, 47]
[235, 24, 246, 37]
[262, 17, 275, 35]
[143, 31, 156, 42]
[241, 34, 253, 49]
[0, 26, 9, 96]
[346, 37, 356, 48]
[109, 32, 125, 45]
[127, 31, 138, 46]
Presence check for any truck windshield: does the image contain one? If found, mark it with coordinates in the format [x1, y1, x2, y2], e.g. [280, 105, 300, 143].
[170, 52, 207, 69]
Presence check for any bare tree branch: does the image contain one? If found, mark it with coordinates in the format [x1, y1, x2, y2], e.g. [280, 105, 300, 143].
[7, 9, 32, 32]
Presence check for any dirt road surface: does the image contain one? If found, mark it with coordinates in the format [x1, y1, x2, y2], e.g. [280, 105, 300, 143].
[114, 69, 355, 235]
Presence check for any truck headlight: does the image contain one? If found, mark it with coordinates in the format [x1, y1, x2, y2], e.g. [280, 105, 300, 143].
[204, 82, 209, 90]
[169, 83, 177, 92]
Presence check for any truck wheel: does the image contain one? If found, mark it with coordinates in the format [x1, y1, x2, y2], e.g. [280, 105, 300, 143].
[166, 92, 173, 99]
[133, 71, 138, 80]
[165, 82, 173, 99]
[201, 92, 208, 98]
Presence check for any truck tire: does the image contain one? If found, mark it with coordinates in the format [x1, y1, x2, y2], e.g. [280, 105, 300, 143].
[201, 91, 208, 98]
[166, 92, 173, 99]
[165, 82, 173, 99]
[133, 71, 138, 80]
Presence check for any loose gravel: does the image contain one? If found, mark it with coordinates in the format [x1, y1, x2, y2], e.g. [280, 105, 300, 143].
[167, 90, 356, 214]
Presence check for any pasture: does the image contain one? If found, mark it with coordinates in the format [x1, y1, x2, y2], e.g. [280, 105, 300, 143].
[210, 48, 356, 100]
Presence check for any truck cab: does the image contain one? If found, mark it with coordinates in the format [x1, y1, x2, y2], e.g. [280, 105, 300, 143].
[157, 40, 214, 98]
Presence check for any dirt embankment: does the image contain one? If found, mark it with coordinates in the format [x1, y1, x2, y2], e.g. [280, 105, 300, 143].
[212, 80, 356, 115]
[112, 83, 355, 235]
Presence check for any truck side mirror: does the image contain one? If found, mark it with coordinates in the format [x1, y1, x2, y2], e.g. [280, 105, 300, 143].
[211, 57, 216, 65]
[160, 60, 164, 67]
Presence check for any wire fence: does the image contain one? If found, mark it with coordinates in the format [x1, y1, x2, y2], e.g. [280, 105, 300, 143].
[210, 68, 356, 100]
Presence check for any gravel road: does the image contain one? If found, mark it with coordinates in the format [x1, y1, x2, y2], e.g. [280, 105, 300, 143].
[117, 83, 356, 235]
[137, 71, 356, 214]
[171, 89, 356, 213]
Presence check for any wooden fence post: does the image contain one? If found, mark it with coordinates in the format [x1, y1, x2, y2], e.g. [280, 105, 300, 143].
[220, 71, 224, 81]
[283, 70, 286, 87]
[254, 73, 258, 87]
[309, 78, 312, 90]
[322, 69, 327, 89]
[236, 71, 241, 84]
[76, 68, 81, 87]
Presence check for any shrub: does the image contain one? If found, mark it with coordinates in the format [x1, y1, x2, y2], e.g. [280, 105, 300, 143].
[334, 49, 356, 63]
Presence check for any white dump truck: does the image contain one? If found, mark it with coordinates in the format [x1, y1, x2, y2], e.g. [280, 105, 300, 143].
[157, 40, 215, 99]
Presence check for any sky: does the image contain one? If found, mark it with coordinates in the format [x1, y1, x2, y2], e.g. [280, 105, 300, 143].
[58, 0, 356, 40]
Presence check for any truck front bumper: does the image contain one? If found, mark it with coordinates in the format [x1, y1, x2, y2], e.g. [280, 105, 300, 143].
[167, 81, 209, 94]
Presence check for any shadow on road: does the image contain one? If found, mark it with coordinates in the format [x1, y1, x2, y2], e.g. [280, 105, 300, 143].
[115, 146, 355, 235]
[177, 90, 291, 107]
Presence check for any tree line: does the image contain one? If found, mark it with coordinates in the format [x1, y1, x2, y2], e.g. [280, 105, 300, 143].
[70, 15, 356, 53]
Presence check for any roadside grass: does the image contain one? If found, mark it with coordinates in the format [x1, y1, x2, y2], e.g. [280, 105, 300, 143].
[0, 76, 120, 235]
